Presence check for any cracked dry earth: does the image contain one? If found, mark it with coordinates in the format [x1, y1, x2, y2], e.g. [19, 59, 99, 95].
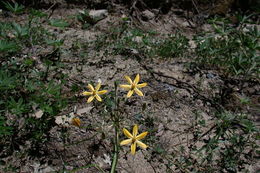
[1, 7, 259, 173]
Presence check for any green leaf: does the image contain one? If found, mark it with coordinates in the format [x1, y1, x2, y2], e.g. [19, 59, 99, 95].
[45, 39, 64, 47]
[7, 97, 28, 115]
[49, 19, 69, 28]
[2, 1, 24, 14]
[0, 69, 17, 90]
[0, 40, 18, 53]
[29, 9, 47, 18]
[12, 22, 29, 38]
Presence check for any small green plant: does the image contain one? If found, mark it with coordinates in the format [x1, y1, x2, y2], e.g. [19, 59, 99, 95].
[0, 11, 69, 156]
[93, 24, 189, 59]
[12, 22, 29, 38]
[0, 40, 18, 53]
[193, 112, 258, 172]
[2, 1, 24, 14]
[161, 110, 259, 172]
[0, 10, 59, 55]
[156, 33, 189, 58]
[7, 98, 28, 115]
[0, 115, 12, 137]
[194, 18, 260, 79]
[76, 10, 92, 29]
[49, 19, 70, 28]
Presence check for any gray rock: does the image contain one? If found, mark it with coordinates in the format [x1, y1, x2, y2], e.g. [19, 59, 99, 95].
[189, 40, 197, 49]
[142, 10, 155, 20]
[78, 9, 108, 25]
[201, 24, 213, 32]
[89, 9, 108, 19]
[132, 36, 143, 43]
[243, 24, 260, 32]
[182, 21, 195, 28]
[206, 73, 215, 79]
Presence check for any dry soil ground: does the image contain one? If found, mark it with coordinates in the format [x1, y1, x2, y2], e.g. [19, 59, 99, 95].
[0, 4, 259, 173]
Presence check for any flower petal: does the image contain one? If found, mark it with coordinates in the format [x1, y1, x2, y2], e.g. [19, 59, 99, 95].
[134, 88, 144, 96]
[133, 124, 138, 137]
[133, 74, 140, 85]
[137, 83, 147, 88]
[120, 139, 132, 146]
[131, 142, 136, 155]
[82, 91, 92, 96]
[124, 75, 133, 84]
[95, 82, 101, 91]
[95, 94, 102, 102]
[97, 90, 107, 95]
[136, 141, 148, 149]
[87, 96, 95, 103]
[87, 84, 95, 91]
[119, 84, 131, 90]
[127, 90, 134, 98]
[123, 128, 133, 138]
[136, 131, 148, 140]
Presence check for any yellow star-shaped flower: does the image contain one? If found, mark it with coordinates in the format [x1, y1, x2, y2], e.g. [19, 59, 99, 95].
[120, 74, 147, 98]
[120, 124, 148, 155]
[82, 82, 108, 103]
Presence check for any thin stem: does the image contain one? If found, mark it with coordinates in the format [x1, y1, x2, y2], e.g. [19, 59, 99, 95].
[110, 122, 119, 173]
[110, 81, 120, 173]
[70, 163, 105, 173]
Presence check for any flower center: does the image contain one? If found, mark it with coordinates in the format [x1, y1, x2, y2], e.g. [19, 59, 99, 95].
[132, 137, 136, 143]
[131, 83, 136, 90]
[93, 90, 97, 95]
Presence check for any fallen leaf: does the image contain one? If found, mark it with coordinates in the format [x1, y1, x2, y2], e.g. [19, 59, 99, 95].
[32, 110, 44, 119]
[76, 106, 93, 115]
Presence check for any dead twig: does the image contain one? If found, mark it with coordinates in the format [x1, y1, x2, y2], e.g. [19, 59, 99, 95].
[191, 0, 200, 14]
[141, 63, 225, 111]
[46, 2, 58, 19]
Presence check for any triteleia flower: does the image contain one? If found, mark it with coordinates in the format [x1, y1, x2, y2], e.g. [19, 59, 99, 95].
[120, 74, 147, 98]
[120, 124, 148, 155]
[82, 82, 108, 103]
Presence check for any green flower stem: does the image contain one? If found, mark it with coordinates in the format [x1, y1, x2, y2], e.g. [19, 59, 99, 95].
[110, 82, 120, 173]
[110, 122, 119, 173]
[70, 163, 105, 173]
